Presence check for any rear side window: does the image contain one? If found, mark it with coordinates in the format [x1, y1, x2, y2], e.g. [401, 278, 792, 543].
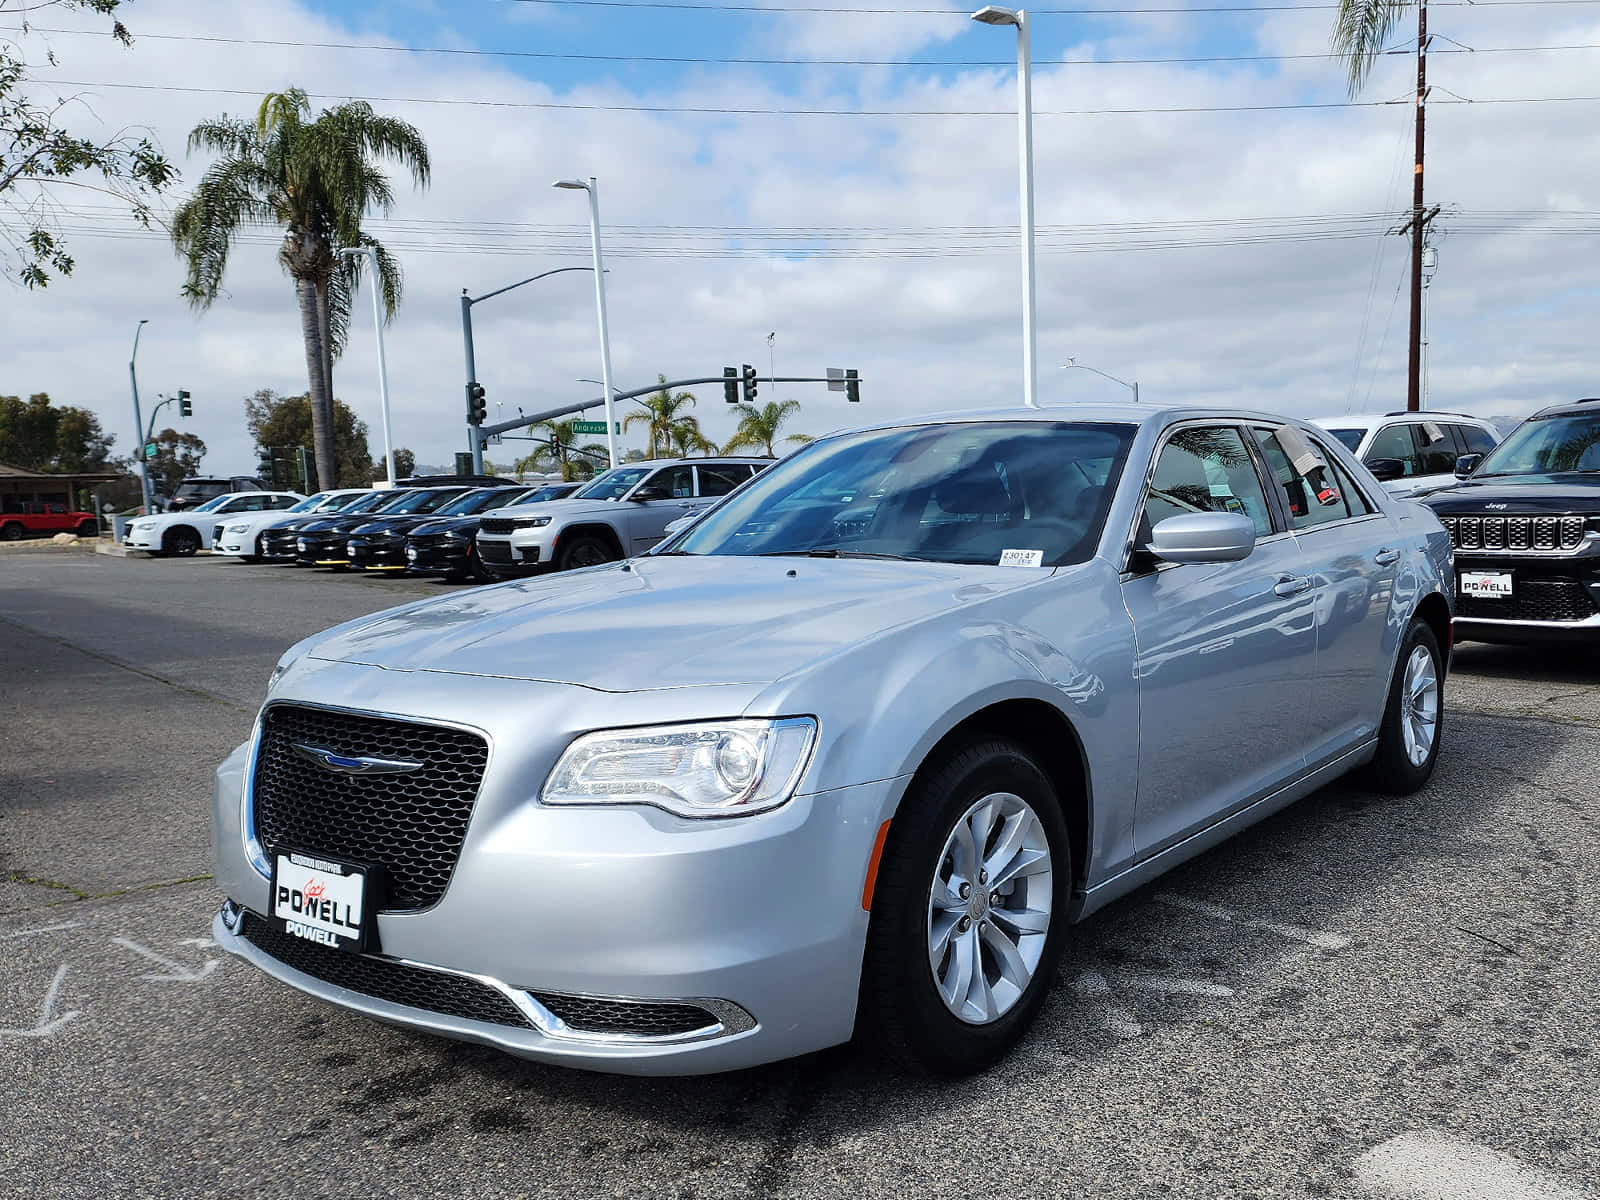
[1459, 424, 1497, 455]
[1326, 428, 1366, 453]
[1364, 425, 1422, 477]
[1252, 427, 1355, 528]
[697, 464, 751, 497]
[269, 495, 298, 510]
[648, 466, 695, 498]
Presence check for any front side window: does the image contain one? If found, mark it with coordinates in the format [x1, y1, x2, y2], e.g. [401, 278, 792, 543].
[1459, 424, 1498, 456]
[1474, 413, 1600, 476]
[645, 466, 694, 499]
[1252, 428, 1354, 528]
[668, 421, 1137, 567]
[192, 495, 233, 513]
[1364, 425, 1422, 476]
[1143, 426, 1274, 538]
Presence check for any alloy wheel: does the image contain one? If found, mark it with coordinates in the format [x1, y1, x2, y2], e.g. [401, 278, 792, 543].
[1400, 644, 1439, 767]
[926, 792, 1054, 1025]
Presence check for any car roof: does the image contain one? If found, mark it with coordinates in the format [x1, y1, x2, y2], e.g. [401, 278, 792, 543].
[1529, 399, 1600, 419]
[617, 456, 769, 467]
[1307, 411, 1494, 429]
[835, 403, 1335, 437]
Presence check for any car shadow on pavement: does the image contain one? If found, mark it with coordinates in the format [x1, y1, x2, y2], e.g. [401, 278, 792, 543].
[282, 709, 1590, 1195]
[1450, 640, 1600, 683]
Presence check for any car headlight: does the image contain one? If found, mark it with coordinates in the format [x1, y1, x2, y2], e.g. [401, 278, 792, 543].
[541, 718, 817, 818]
[517, 516, 553, 529]
[225, 523, 250, 533]
[267, 653, 296, 692]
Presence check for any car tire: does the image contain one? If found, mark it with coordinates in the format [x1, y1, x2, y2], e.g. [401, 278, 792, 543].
[0, 521, 22, 541]
[1363, 617, 1444, 795]
[165, 527, 202, 557]
[76, 519, 98, 537]
[556, 533, 620, 572]
[856, 737, 1072, 1076]
[245, 534, 265, 562]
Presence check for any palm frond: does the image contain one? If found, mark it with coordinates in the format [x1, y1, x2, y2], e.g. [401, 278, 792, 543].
[1332, 0, 1413, 96]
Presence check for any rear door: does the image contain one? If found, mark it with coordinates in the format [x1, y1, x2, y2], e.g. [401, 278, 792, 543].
[1120, 422, 1318, 857]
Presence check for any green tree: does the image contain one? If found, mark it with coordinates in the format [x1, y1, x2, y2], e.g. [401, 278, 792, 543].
[172, 88, 429, 494]
[515, 418, 606, 482]
[376, 447, 416, 482]
[665, 416, 714, 457]
[0, 391, 119, 470]
[244, 388, 373, 488]
[624, 377, 699, 459]
[0, 1, 176, 287]
[722, 399, 807, 458]
[148, 427, 205, 496]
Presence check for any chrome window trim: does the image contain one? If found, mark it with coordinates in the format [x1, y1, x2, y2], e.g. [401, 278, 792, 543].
[242, 699, 496, 917]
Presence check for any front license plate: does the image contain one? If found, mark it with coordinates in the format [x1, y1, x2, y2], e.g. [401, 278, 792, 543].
[270, 850, 378, 953]
[1460, 570, 1514, 599]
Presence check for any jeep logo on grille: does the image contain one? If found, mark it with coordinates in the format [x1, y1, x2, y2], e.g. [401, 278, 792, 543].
[291, 743, 424, 775]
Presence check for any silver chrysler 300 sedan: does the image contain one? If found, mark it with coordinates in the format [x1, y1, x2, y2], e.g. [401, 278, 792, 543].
[211, 405, 1453, 1075]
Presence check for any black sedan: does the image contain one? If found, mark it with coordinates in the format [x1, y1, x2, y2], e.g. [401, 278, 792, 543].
[347, 485, 531, 574]
[292, 488, 462, 567]
[260, 490, 386, 560]
[405, 482, 580, 581]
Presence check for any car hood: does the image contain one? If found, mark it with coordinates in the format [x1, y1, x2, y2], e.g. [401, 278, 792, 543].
[300, 512, 386, 534]
[349, 515, 437, 536]
[306, 555, 1049, 691]
[1422, 474, 1600, 514]
[409, 516, 478, 536]
[480, 498, 617, 522]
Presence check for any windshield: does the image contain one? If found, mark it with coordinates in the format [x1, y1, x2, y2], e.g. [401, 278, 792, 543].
[191, 495, 232, 513]
[573, 467, 651, 501]
[666, 421, 1137, 566]
[434, 487, 520, 516]
[339, 490, 395, 515]
[1327, 428, 1366, 453]
[287, 494, 329, 513]
[380, 488, 467, 515]
[1473, 413, 1600, 476]
[514, 485, 573, 504]
[311, 492, 365, 512]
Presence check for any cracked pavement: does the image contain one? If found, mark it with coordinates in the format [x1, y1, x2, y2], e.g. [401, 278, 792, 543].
[2, 554, 1597, 1199]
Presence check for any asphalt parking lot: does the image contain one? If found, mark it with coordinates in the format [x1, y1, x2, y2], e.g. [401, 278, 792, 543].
[3, 550, 1599, 1199]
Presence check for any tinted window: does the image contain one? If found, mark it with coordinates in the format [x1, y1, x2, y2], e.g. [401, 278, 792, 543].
[435, 487, 522, 516]
[1364, 425, 1422, 476]
[697, 464, 751, 497]
[1252, 428, 1353, 528]
[1475, 413, 1600, 476]
[1327, 428, 1366, 453]
[647, 466, 695, 499]
[269, 495, 298, 510]
[1319, 450, 1374, 517]
[1415, 422, 1458, 474]
[1459, 424, 1498, 455]
[671, 421, 1137, 567]
[1144, 426, 1274, 538]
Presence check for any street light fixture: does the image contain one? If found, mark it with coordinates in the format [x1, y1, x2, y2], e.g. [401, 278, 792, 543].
[338, 246, 396, 486]
[128, 318, 155, 513]
[971, 5, 1038, 410]
[1062, 357, 1139, 404]
[553, 176, 621, 468]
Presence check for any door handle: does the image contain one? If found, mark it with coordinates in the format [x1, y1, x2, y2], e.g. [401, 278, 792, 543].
[1273, 575, 1312, 597]
[1374, 547, 1401, 566]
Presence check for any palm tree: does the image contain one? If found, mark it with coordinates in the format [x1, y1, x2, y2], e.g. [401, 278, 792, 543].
[516, 418, 607, 482]
[665, 415, 715, 457]
[625, 376, 698, 459]
[723, 399, 807, 458]
[1332, 0, 1415, 95]
[171, 88, 429, 490]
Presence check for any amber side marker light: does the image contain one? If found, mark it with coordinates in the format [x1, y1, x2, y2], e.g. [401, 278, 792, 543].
[861, 820, 893, 911]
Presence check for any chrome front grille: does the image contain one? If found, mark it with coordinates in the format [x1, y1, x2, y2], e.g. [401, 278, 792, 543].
[1440, 514, 1584, 553]
[251, 704, 489, 910]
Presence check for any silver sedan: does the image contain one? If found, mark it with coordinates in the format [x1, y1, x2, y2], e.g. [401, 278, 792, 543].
[210, 405, 1452, 1075]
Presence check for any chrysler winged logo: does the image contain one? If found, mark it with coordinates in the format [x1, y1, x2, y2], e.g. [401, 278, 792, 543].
[292, 743, 424, 775]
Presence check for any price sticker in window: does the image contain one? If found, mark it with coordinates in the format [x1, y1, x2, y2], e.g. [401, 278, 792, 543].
[999, 548, 1045, 568]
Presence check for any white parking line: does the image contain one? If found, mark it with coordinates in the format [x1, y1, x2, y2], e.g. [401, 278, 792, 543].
[1126, 976, 1235, 999]
[0, 921, 86, 941]
[1355, 1132, 1592, 1200]
[1153, 894, 1353, 951]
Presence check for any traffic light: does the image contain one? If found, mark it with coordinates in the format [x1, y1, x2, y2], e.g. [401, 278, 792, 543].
[551, 435, 564, 459]
[845, 369, 860, 403]
[467, 381, 487, 425]
[177, 389, 192, 418]
[723, 366, 739, 404]
[741, 364, 758, 405]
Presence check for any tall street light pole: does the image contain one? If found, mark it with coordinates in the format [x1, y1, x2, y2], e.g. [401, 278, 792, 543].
[554, 177, 621, 466]
[128, 318, 155, 513]
[1062, 357, 1139, 404]
[972, 6, 1038, 410]
[338, 247, 396, 485]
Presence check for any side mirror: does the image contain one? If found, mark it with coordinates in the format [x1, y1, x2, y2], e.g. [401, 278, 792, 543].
[1454, 453, 1483, 478]
[629, 485, 669, 503]
[1148, 512, 1256, 565]
[1365, 457, 1406, 483]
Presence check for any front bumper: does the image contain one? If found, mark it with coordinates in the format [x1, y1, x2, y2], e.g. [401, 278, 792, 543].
[210, 677, 895, 1075]
[475, 536, 542, 573]
[406, 539, 470, 574]
[348, 538, 408, 570]
[1451, 551, 1600, 643]
[296, 533, 348, 565]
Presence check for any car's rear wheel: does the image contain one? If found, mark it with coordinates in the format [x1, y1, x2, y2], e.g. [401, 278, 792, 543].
[1364, 617, 1444, 794]
[165, 527, 202, 557]
[857, 737, 1071, 1075]
[556, 533, 619, 571]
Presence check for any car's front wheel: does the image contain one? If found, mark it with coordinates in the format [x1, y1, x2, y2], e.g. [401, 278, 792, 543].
[556, 533, 620, 571]
[858, 737, 1071, 1075]
[1364, 616, 1444, 794]
[164, 526, 202, 557]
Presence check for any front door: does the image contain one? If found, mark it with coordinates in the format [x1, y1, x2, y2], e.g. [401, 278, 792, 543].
[623, 464, 697, 553]
[1120, 423, 1318, 858]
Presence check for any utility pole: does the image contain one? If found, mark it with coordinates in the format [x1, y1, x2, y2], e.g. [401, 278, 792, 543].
[1405, 0, 1430, 412]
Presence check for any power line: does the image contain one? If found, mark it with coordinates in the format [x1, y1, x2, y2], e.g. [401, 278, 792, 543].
[34, 77, 1600, 116]
[15, 24, 1600, 67]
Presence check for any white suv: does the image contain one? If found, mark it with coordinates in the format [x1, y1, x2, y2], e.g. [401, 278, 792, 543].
[1310, 411, 1500, 498]
[475, 458, 768, 575]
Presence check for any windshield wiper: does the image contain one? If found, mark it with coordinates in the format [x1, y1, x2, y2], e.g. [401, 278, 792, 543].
[762, 547, 919, 561]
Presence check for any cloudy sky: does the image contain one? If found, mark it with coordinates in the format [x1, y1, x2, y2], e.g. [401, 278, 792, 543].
[4, 0, 1599, 476]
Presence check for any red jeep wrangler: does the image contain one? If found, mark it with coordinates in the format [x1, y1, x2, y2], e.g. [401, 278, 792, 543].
[0, 502, 99, 541]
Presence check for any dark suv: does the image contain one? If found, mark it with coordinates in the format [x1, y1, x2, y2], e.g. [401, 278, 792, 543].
[1422, 399, 1600, 643]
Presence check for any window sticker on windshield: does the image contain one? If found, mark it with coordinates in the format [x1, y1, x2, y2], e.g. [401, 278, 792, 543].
[999, 548, 1045, 568]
